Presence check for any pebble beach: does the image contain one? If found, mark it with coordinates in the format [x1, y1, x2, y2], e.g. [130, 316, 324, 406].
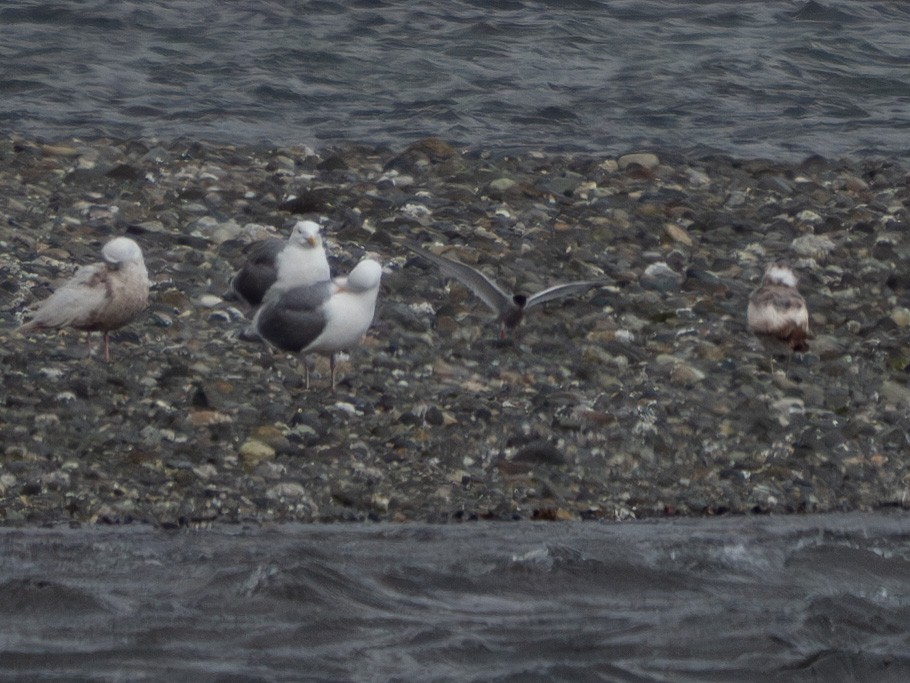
[1, 134, 909, 526]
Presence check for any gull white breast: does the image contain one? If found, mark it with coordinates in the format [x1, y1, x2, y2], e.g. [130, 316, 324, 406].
[231, 220, 331, 307]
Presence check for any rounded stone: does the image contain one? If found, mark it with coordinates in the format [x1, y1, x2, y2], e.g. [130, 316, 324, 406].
[618, 153, 660, 170]
[791, 234, 835, 259]
[640, 262, 684, 292]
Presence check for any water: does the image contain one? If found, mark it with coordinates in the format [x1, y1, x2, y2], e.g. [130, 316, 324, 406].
[1, 513, 908, 681]
[2, 1, 909, 158]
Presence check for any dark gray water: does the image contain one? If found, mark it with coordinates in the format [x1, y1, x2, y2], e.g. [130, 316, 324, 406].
[1, 513, 909, 681]
[2, 0, 909, 158]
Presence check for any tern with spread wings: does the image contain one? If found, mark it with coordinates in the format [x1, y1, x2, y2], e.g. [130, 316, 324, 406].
[406, 243, 607, 338]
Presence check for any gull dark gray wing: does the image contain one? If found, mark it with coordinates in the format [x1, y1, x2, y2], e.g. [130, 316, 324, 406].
[524, 281, 608, 309]
[406, 243, 512, 315]
[254, 281, 333, 353]
[232, 239, 285, 306]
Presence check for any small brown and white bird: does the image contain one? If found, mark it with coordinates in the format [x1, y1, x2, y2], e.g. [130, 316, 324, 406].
[17, 237, 150, 362]
[747, 261, 809, 352]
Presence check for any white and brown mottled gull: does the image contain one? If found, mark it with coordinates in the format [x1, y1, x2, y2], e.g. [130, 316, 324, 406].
[17, 236, 150, 362]
[747, 261, 810, 352]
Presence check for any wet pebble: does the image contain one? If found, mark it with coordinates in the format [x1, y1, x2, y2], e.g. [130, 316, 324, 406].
[1, 134, 908, 525]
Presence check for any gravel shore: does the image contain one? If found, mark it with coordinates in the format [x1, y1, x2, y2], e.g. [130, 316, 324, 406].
[1, 134, 909, 526]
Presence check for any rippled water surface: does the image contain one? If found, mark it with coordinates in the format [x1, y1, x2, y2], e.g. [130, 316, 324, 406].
[1, 513, 909, 681]
[2, 0, 909, 158]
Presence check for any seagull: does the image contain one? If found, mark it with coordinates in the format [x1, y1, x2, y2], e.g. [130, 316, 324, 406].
[747, 261, 809, 352]
[253, 258, 382, 390]
[17, 236, 150, 362]
[405, 242, 607, 338]
[231, 220, 331, 307]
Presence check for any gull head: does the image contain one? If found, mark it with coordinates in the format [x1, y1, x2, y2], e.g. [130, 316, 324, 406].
[344, 259, 382, 293]
[290, 220, 324, 249]
[102, 237, 144, 267]
[761, 261, 799, 288]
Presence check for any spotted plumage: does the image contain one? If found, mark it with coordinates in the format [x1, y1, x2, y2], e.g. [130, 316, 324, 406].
[747, 261, 809, 352]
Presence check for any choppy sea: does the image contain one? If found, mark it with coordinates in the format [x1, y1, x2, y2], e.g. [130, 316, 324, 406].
[2, 1, 910, 678]
[2, 514, 909, 681]
[2, 0, 909, 159]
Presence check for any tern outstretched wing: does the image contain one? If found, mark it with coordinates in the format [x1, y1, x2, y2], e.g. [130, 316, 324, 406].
[526, 281, 608, 309]
[405, 243, 513, 316]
